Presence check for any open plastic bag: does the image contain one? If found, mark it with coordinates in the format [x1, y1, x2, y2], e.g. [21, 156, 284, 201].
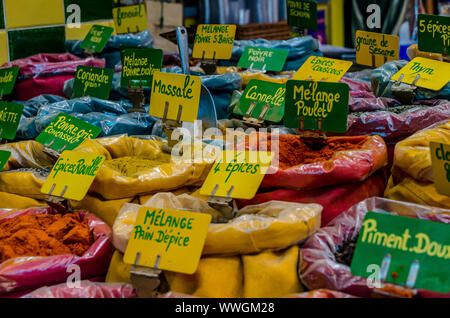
[0, 206, 113, 296]
[299, 197, 450, 298]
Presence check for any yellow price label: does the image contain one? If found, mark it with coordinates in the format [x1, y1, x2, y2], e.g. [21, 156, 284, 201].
[355, 31, 399, 68]
[200, 150, 274, 200]
[113, 4, 148, 34]
[192, 24, 237, 60]
[292, 56, 353, 82]
[430, 142, 450, 197]
[41, 151, 105, 201]
[150, 72, 201, 123]
[123, 207, 211, 274]
[391, 57, 450, 91]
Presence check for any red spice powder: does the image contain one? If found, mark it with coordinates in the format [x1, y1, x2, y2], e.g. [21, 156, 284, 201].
[0, 212, 94, 263]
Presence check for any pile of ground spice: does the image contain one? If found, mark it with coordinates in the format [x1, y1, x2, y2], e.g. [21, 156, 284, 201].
[262, 135, 365, 170]
[0, 212, 93, 263]
[104, 154, 172, 177]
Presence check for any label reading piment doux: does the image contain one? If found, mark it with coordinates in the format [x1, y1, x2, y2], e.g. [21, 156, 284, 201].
[293, 56, 353, 82]
[286, 0, 318, 30]
[355, 30, 399, 68]
[0, 102, 24, 140]
[120, 48, 163, 88]
[430, 142, 450, 197]
[36, 114, 102, 152]
[418, 14, 450, 55]
[150, 72, 201, 123]
[237, 47, 289, 72]
[391, 57, 450, 91]
[0, 150, 11, 171]
[80, 24, 114, 53]
[351, 212, 450, 294]
[113, 4, 148, 34]
[200, 150, 274, 200]
[284, 80, 349, 133]
[123, 207, 212, 274]
[234, 80, 285, 123]
[41, 150, 105, 201]
[73, 66, 114, 99]
[0, 66, 19, 96]
[192, 24, 237, 60]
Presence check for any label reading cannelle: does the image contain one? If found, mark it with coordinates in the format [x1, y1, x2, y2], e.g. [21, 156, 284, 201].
[36, 114, 102, 152]
[430, 142, 450, 197]
[192, 24, 237, 60]
[80, 25, 114, 53]
[0, 150, 11, 171]
[391, 57, 450, 91]
[350, 212, 450, 294]
[73, 66, 114, 99]
[286, 0, 318, 30]
[200, 150, 274, 200]
[123, 207, 211, 274]
[237, 47, 289, 72]
[0, 102, 24, 140]
[355, 31, 399, 67]
[113, 4, 148, 34]
[234, 80, 285, 123]
[120, 48, 163, 88]
[41, 150, 105, 201]
[150, 72, 201, 123]
[0, 66, 19, 96]
[418, 14, 450, 55]
[293, 56, 353, 82]
[284, 80, 349, 133]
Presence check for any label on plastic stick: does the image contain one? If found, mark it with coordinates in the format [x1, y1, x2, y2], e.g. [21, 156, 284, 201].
[41, 150, 105, 201]
[418, 14, 450, 55]
[286, 0, 318, 30]
[0, 150, 11, 171]
[73, 66, 114, 99]
[192, 24, 237, 60]
[430, 142, 450, 197]
[35, 113, 102, 152]
[0, 102, 23, 140]
[292, 56, 353, 82]
[113, 4, 148, 34]
[123, 207, 211, 274]
[355, 30, 399, 68]
[120, 48, 163, 88]
[351, 212, 450, 294]
[391, 57, 450, 91]
[200, 150, 274, 200]
[237, 47, 289, 72]
[150, 72, 201, 123]
[80, 24, 114, 53]
[0, 66, 19, 96]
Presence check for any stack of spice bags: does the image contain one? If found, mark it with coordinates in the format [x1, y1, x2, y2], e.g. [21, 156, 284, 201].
[0, 135, 217, 227]
[385, 120, 450, 209]
[107, 193, 322, 298]
[237, 132, 389, 226]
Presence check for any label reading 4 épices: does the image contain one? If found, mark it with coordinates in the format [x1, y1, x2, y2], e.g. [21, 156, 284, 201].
[355, 30, 399, 68]
[73, 66, 114, 99]
[80, 25, 114, 53]
[113, 4, 148, 34]
[0, 102, 24, 140]
[120, 48, 163, 88]
[123, 207, 211, 274]
[237, 47, 289, 72]
[192, 24, 237, 60]
[293, 56, 353, 82]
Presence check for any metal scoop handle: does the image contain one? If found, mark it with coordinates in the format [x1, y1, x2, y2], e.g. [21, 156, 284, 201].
[176, 26, 190, 75]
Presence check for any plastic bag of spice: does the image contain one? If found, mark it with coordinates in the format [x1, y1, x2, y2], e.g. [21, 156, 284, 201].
[299, 197, 450, 298]
[22, 281, 137, 298]
[1, 53, 105, 101]
[0, 206, 114, 296]
[241, 132, 387, 190]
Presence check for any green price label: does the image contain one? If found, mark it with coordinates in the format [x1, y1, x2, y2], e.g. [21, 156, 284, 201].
[284, 80, 349, 133]
[237, 47, 289, 72]
[80, 25, 114, 53]
[234, 80, 285, 123]
[351, 212, 450, 294]
[0, 66, 19, 96]
[418, 14, 450, 55]
[0, 150, 11, 171]
[36, 113, 102, 152]
[73, 66, 114, 99]
[120, 48, 163, 88]
[0, 102, 24, 140]
[286, 0, 318, 30]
